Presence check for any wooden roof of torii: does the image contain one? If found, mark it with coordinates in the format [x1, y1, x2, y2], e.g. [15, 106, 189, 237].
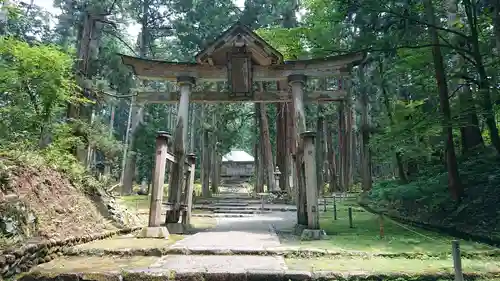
[194, 22, 284, 66]
[118, 21, 366, 94]
[119, 52, 366, 82]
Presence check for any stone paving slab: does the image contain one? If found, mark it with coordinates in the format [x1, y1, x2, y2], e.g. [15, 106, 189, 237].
[170, 231, 281, 250]
[150, 255, 287, 273]
[169, 213, 295, 251]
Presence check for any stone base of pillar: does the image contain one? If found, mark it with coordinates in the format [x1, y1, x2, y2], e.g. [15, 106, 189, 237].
[166, 223, 187, 234]
[136, 226, 170, 239]
[293, 224, 307, 236]
[300, 229, 328, 241]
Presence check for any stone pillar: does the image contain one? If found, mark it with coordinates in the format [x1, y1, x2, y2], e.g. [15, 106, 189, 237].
[166, 76, 195, 226]
[289, 74, 308, 228]
[137, 131, 170, 239]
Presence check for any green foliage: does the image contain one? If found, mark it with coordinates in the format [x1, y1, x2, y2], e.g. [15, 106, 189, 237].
[0, 36, 77, 146]
[367, 149, 500, 240]
[256, 27, 308, 60]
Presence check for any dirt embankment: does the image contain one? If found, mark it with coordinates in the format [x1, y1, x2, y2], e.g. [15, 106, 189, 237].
[0, 156, 141, 250]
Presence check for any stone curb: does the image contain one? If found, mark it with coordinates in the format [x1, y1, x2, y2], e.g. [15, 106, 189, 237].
[62, 246, 500, 259]
[1, 226, 141, 279]
[18, 269, 499, 281]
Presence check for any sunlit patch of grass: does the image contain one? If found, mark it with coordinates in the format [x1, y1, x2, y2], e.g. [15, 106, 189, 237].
[278, 199, 494, 255]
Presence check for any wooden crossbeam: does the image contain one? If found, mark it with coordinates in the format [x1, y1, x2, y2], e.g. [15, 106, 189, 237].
[120, 54, 364, 81]
[135, 90, 347, 104]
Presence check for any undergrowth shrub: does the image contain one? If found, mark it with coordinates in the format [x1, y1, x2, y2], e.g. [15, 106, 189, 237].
[0, 123, 104, 194]
[367, 149, 500, 239]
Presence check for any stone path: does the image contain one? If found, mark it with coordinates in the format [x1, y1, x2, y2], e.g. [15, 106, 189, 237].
[151, 255, 287, 273]
[157, 211, 296, 272]
[150, 184, 297, 272]
[171, 213, 294, 251]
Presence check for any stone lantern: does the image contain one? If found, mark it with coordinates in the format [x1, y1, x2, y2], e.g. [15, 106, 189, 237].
[273, 166, 281, 192]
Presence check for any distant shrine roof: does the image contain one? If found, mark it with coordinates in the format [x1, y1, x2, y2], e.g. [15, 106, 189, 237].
[222, 150, 255, 162]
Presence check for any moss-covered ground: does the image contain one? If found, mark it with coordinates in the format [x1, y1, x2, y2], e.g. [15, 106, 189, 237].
[279, 198, 495, 255]
[32, 256, 160, 273]
[281, 197, 500, 278]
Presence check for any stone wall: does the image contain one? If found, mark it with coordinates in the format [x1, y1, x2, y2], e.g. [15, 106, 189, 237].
[0, 227, 140, 279]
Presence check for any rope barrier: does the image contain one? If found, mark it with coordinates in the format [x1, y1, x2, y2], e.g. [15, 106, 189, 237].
[386, 216, 451, 245]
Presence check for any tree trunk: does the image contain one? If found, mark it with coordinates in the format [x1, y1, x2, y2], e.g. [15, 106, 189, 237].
[447, 0, 483, 153]
[424, 0, 463, 200]
[326, 117, 338, 192]
[359, 66, 372, 191]
[346, 104, 354, 189]
[122, 104, 143, 194]
[463, 0, 500, 154]
[201, 105, 211, 197]
[286, 102, 297, 200]
[379, 61, 408, 183]
[492, 0, 500, 56]
[316, 105, 325, 194]
[210, 107, 219, 194]
[259, 102, 276, 192]
[338, 102, 347, 191]
[254, 103, 265, 193]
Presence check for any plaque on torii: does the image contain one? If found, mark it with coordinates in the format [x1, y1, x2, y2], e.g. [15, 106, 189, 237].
[119, 22, 365, 103]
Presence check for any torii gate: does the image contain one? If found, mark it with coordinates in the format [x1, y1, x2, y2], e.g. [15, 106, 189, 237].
[120, 22, 365, 239]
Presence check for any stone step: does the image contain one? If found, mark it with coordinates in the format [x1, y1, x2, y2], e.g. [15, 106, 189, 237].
[212, 209, 270, 214]
[196, 198, 262, 203]
[212, 202, 249, 207]
[192, 213, 255, 218]
[150, 255, 287, 272]
[194, 206, 297, 212]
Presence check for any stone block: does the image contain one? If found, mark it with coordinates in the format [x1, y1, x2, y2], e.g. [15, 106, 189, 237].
[300, 229, 327, 241]
[136, 226, 170, 239]
[293, 224, 306, 236]
[166, 223, 187, 234]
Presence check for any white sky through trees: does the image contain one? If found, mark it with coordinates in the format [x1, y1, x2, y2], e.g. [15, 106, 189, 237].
[34, 0, 246, 39]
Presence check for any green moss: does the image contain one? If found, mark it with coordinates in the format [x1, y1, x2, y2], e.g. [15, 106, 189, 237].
[287, 256, 500, 275]
[81, 272, 121, 281]
[278, 200, 494, 256]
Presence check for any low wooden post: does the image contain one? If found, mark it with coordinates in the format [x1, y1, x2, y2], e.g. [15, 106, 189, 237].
[452, 240, 464, 281]
[301, 131, 320, 230]
[148, 131, 169, 227]
[182, 154, 196, 226]
[333, 196, 337, 220]
[348, 207, 353, 228]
